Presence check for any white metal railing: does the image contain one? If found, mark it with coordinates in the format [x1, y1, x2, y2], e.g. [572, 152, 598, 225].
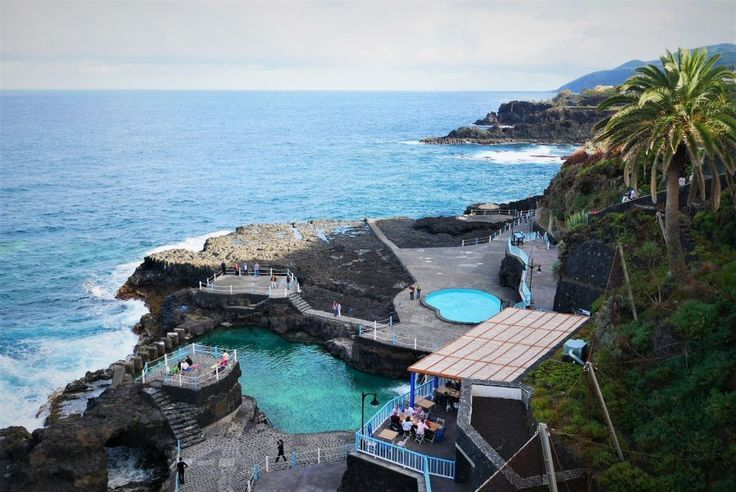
[461, 209, 537, 247]
[248, 443, 352, 486]
[357, 324, 441, 353]
[467, 207, 526, 216]
[199, 268, 301, 296]
[140, 343, 238, 389]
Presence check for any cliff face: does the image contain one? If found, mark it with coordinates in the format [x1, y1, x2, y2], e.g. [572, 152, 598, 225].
[422, 90, 613, 145]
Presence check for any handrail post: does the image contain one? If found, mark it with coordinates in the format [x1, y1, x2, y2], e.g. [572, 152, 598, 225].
[389, 316, 393, 326]
[216, 366, 219, 381]
[230, 285, 233, 295]
[317, 448, 321, 463]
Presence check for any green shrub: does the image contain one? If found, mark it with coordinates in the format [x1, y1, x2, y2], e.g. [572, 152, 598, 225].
[671, 300, 718, 340]
[598, 462, 664, 492]
[566, 210, 589, 230]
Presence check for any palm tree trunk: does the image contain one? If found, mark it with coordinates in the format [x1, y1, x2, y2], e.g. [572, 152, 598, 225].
[665, 146, 688, 281]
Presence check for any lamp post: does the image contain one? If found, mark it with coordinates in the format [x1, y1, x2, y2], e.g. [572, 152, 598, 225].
[360, 392, 380, 436]
[528, 258, 542, 304]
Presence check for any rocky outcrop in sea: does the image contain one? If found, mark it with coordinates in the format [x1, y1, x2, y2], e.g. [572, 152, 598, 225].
[422, 91, 613, 145]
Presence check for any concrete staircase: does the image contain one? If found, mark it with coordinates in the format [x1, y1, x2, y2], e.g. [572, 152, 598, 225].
[144, 387, 205, 449]
[288, 292, 313, 314]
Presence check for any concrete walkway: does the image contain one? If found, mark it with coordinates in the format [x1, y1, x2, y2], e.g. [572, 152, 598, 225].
[519, 240, 559, 311]
[179, 405, 353, 492]
[254, 461, 347, 491]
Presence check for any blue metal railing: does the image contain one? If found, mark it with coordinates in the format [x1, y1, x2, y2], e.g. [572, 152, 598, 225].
[354, 432, 455, 479]
[508, 238, 533, 308]
[423, 456, 432, 492]
[362, 380, 435, 435]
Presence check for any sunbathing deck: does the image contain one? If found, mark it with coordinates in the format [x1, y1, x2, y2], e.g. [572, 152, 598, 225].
[205, 273, 292, 298]
[367, 220, 518, 349]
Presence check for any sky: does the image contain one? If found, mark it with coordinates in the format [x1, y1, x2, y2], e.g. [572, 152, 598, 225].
[1, 0, 734, 91]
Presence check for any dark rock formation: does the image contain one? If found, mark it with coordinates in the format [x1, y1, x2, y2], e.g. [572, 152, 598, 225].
[499, 255, 524, 294]
[423, 93, 613, 145]
[1, 384, 174, 492]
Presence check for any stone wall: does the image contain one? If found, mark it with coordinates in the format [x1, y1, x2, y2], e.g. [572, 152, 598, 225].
[160, 362, 243, 427]
[554, 239, 616, 313]
[338, 453, 421, 492]
[350, 337, 427, 379]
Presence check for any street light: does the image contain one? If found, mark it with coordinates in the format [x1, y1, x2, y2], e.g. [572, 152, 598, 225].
[360, 392, 380, 436]
[528, 259, 542, 304]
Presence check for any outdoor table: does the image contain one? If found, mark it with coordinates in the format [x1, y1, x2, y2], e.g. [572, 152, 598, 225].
[376, 429, 398, 443]
[400, 414, 441, 432]
[436, 386, 461, 399]
[416, 398, 436, 411]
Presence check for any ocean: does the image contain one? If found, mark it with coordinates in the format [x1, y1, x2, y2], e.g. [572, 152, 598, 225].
[0, 90, 574, 430]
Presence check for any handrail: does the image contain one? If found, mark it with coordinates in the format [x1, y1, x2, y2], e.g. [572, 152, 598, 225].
[140, 343, 238, 389]
[199, 268, 301, 296]
[358, 324, 440, 353]
[461, 209, 537, 247]
[354, 432, 455, 479]
[507, 238, 532, 308]
[247, 443, 352, 484]
[423, 456, 432, 492]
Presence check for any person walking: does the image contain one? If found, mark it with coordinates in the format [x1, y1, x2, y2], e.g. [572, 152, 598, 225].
[221, 262, 226, 276]
[242, 262, 248, 275]
[176, 457, 188, 484]
[286, 275, 291, 290]
[332, 301, 338, 317]
[416, 284, 422, 299]
[337, 302, 342, 317]
[275, 439, 287, 462]
[270, 275, 277, 289]
[409, 284, 415, 300]
[254, 262, 261, 277]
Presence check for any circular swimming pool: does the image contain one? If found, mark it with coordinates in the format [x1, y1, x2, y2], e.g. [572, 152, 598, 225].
[423, 288, 502, 324]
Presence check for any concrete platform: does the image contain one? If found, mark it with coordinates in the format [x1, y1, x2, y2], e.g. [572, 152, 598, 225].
[254, 461, 347, 491]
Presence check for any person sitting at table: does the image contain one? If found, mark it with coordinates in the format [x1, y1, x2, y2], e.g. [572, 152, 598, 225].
[415, 407, 427, 420]
[416, 419, 429, 438]
[390, 413, 402, 431]
[405, 405, 416, 417]
[401, 416, 414, 436]
[391, 405, 401, 417]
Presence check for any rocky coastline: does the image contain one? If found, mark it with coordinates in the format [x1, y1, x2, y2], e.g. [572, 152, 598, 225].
[421, 90, 613, 145]
[0, 197, 542, 491]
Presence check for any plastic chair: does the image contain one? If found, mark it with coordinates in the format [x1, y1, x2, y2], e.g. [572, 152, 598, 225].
[396, 435, 410, 448]
[435, 417, 445, 427]
[415, 432, 425, 444]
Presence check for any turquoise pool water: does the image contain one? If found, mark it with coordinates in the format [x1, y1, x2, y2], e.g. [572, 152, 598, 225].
[424, 289, 501, 324]
[199, 327, 406, 434]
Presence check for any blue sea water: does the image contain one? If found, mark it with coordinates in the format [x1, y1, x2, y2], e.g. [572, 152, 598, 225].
[0, 90, 574, 430]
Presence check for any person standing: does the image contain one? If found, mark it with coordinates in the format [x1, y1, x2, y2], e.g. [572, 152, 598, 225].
[286, 275, 291, 290]
[254, 262, 261, 277]
[270, 275, 277, 289]
[176, 457, 188, 484]
[275, 439, 287, 462]
[221, 262, 226, 276]
[337, 302, 342, 317]
[332, 301, 338, 316]
[416, 284, 422, 299]
[409, 284, 415, 300]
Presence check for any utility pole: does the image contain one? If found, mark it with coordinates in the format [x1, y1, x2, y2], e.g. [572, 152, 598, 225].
[584, 362, 625, 462]
[538, 423, 559, 492]
[617, 242, 638, 321]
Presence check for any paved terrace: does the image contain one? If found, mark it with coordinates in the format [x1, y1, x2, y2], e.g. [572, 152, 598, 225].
[204, 273, 292, 298]
[179, 405, 353, 492]
[367, 220, 518, 348]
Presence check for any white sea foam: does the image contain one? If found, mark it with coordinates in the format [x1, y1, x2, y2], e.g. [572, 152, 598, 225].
[4, 229, 235, 431]
[148, 229, 233, 254]
[457, 145, 565, 165]
[399, 140, 422, 145]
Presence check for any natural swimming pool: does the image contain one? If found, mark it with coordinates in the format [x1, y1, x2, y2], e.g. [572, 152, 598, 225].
[423, 288, 501, 324]
[199, 327, 406, 434]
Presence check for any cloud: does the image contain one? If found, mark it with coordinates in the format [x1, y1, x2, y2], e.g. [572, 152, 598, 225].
[1, 0, 734, 90]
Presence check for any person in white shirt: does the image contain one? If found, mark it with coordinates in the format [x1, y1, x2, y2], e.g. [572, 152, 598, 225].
[401, 417, 413, 435]
[392, 405, 401, 417]
[405, 406, 415, 417]
[416, 407, 427, 420]
[416, 419, 428, 437]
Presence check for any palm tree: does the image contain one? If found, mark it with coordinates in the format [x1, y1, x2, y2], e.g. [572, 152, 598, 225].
[595, 48, 736, 281]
